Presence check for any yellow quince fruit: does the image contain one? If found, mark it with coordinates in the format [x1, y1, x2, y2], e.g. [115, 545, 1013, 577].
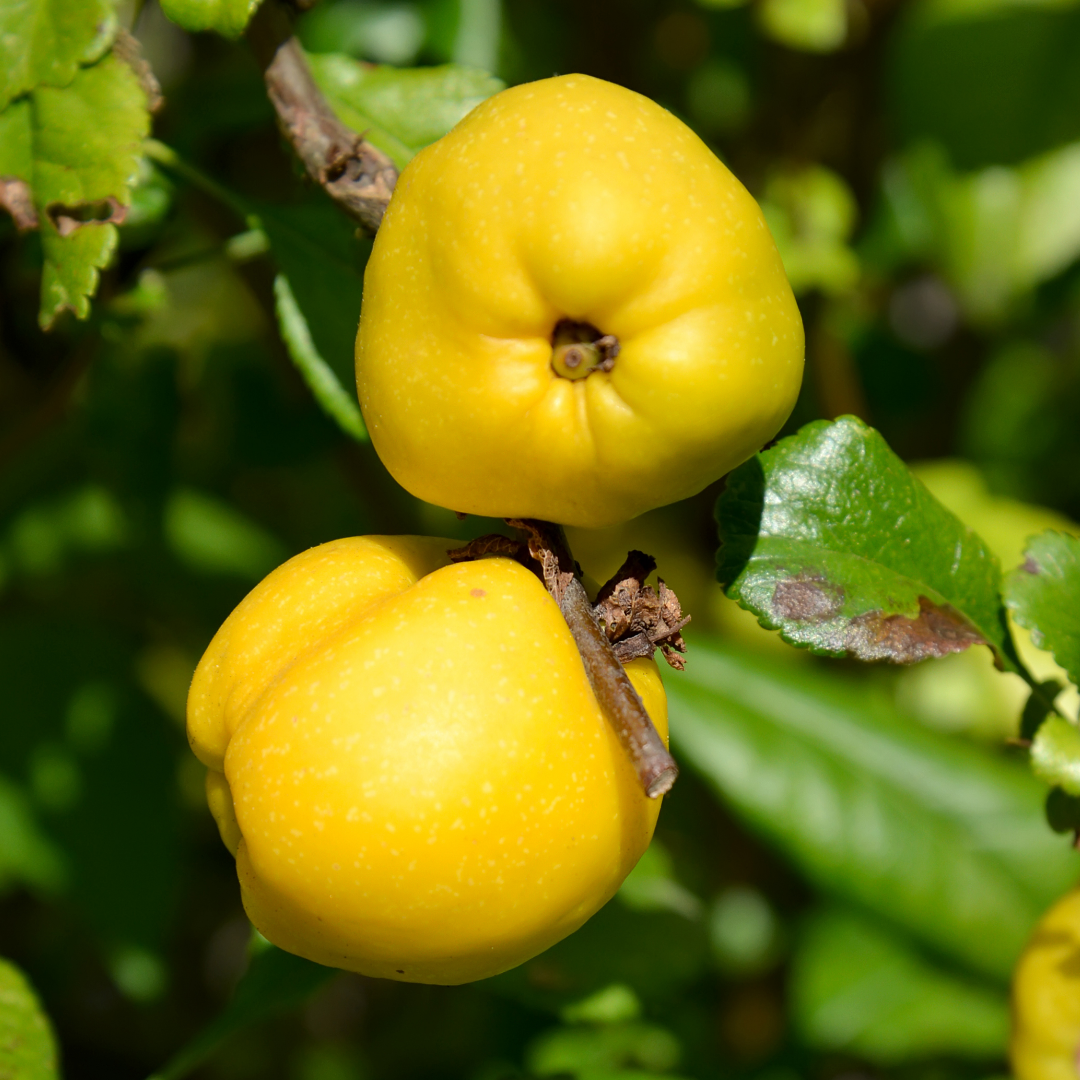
[356, 74, 804, 527]
[187, 535, 667, 984]
[1012, 886, 1080, 1080]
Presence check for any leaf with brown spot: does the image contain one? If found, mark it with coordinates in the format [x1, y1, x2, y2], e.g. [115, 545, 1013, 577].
[717, 417, 1018, 669]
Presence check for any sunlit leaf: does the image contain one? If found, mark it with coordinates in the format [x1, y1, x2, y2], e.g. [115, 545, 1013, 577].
[308, 55, 503, 168]
[0, 0, 114, 110]
[1005, 531, 1080, 687]
[759, 0, 846, 51]
[1030, 717, 1080, 795]
[717, 417, 1017, 670]
[0, 53, 151, 327]
[667, 634, 1078, 981]
[159, 0, 263, 38]
[0, 957, 59, 1080]
[792, 908, 1009, 1061]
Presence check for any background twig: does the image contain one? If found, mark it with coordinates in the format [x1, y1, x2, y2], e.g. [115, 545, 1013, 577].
[246, 1, 397, 234]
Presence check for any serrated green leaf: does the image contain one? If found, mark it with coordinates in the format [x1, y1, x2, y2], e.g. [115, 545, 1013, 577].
[25, 52, 150, 327]
[150, 946, 336, 1080]
[0, 957, 59, 1080]
[667, 635, 1078, 981]
[159, 0, 263, 38]
[308, 54, 503, 169]
[0, 0, 115, 111]
[792, 908, 1009, 1062]
[1005, 531, 1080, 687]
[0, 98, 33, 178]
[273, 275, 367, 442]
[717, 416, 1016, 670]
[1030, 716, 1080, 795]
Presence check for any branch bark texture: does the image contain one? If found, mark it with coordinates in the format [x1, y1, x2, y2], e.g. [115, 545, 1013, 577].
[506, 520, 679, 799]
[247, 1, 397, 234]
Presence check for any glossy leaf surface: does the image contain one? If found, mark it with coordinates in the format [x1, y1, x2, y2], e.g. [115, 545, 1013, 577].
[667, 635, 1077, 980]
[717, 417, 1015, 669]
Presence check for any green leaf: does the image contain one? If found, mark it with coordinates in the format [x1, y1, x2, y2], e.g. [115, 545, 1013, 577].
[0, 98, 33, 178]
[758, 0, 847, 51]
[273, 275, 367, 442]
[1030, 716, 1080, 795]
[32, 53, 150, 327]
[717, 416, 1017, 670]
[308, 55, 503, 169]
[0, 776, 66, 895]
[0, 957, 59, 1080]
[150, 946, 337, 1080]
[0, 0, 115, 111]
[791, 908, 1009, 1062]
[255, 195, 368, 383]
[1005, 531, 1080, 687]
[0, 51, 151, 328]
[159, 0, 263, 38]
[667, 635, 1078, 981]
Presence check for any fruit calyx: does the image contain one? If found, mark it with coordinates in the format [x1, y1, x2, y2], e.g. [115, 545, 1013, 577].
[550, 319, 621, 381]
[449, 520, 683, 799]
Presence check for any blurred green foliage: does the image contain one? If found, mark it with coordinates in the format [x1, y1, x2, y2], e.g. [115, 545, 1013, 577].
[2, 0, 1080, 1078]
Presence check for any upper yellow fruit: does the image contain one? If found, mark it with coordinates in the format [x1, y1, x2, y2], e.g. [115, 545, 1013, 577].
[356, 74, 804, 528]
[187, 535, 667, 984]
[1011, 886, 1080, 1080]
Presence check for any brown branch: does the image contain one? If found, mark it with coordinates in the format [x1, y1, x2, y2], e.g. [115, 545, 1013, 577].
[246, 1, 397, 235]
[508, 520, 679, 799]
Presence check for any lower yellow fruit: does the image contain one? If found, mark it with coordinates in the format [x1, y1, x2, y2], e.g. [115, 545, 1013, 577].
[187, 536, 667, 984]
[1012, 887, 1080, 1080]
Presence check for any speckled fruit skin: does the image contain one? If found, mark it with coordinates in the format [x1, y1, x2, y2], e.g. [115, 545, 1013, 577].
[1011, 887, 1080, 1080]
[187, 535, 667, 984]
[356, 73, 804, 528]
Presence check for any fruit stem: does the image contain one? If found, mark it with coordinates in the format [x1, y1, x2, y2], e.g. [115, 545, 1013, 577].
[560, 577, 679, 798]
[507, 520, 678, 799]
[247, 1, 398, 235]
